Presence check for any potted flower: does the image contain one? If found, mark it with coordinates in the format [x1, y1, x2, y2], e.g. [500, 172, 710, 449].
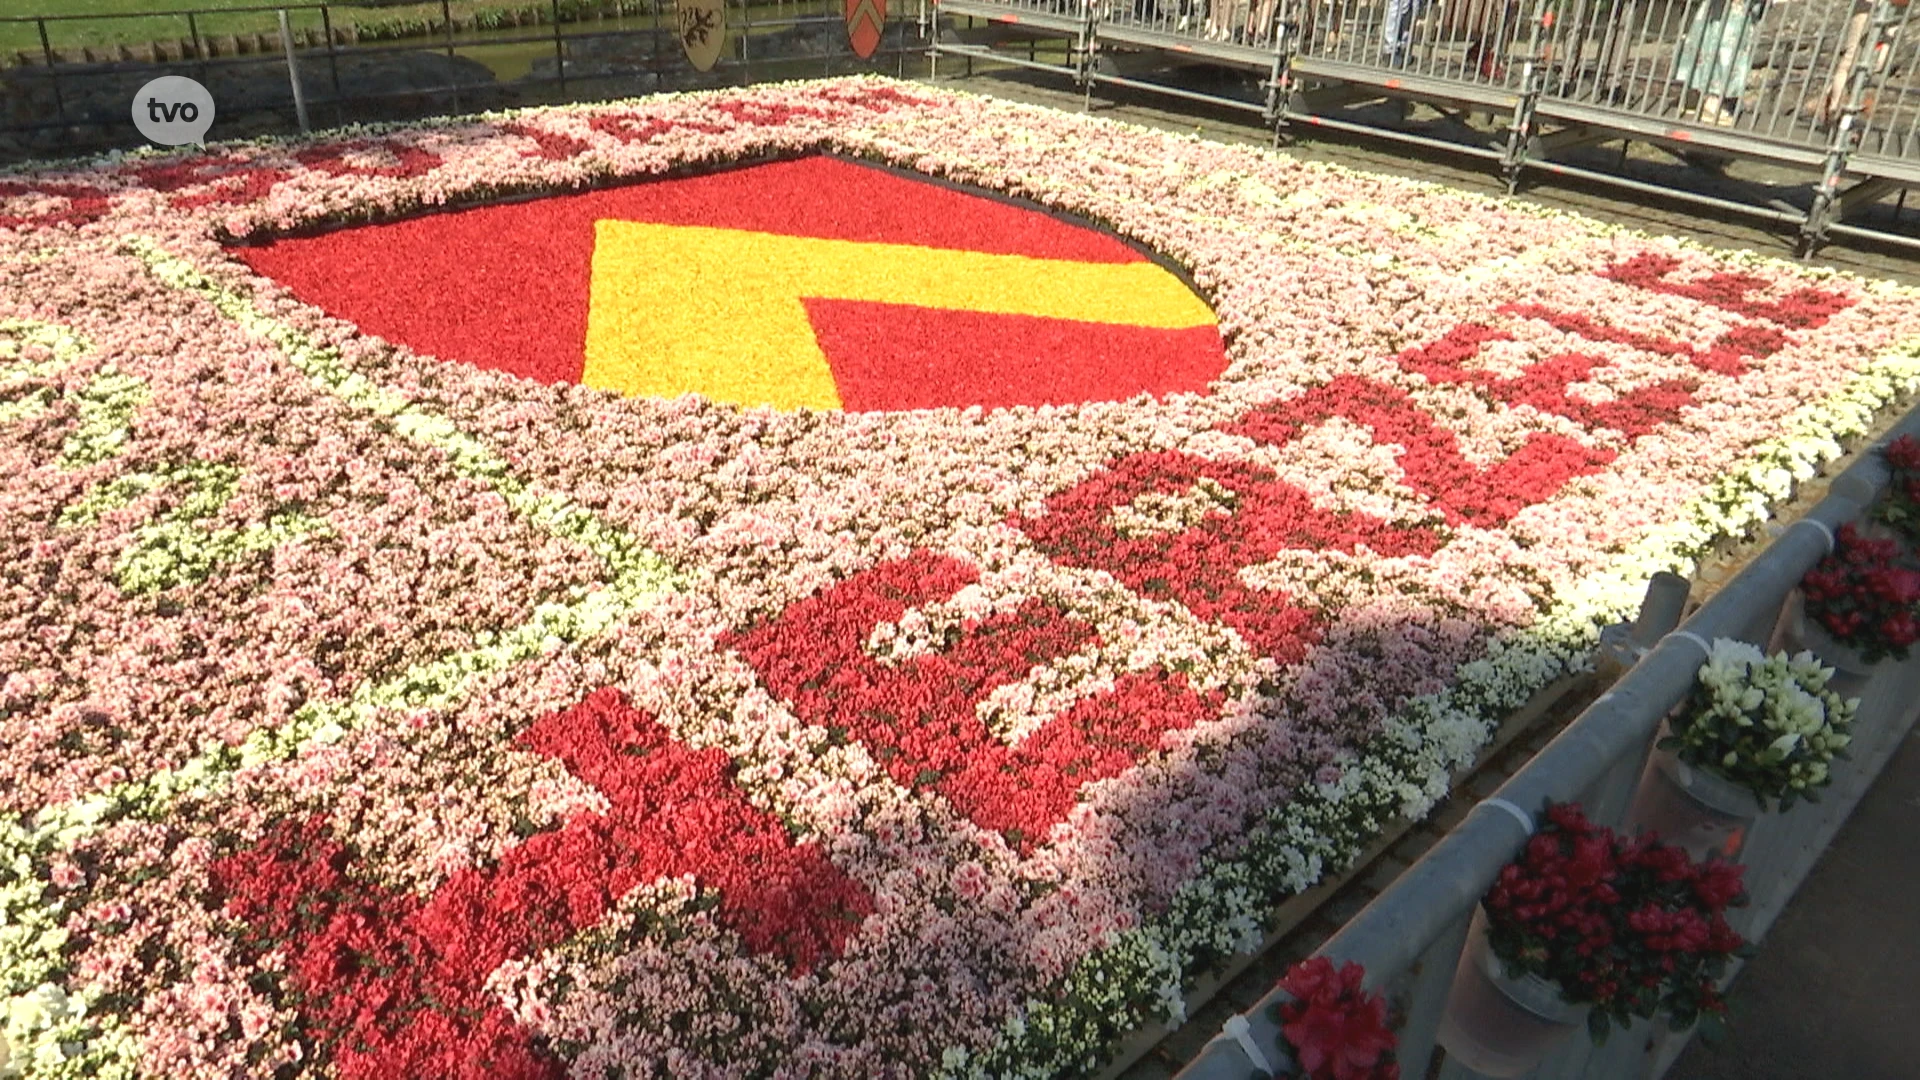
[1438, 803, 1746, 1077]
[1628, 638, 1855, 860]
[1870, 433, 1920, 546]
[1268, 957, 1399, 1080]
[1790, 521, 1920, 677]
[1643, 630, 1850, 834]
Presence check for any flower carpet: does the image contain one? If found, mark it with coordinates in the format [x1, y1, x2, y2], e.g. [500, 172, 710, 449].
[3, 76, 1919, 1080]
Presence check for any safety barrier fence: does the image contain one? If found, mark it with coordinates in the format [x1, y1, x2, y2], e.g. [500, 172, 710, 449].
[931, 0, 1920, 250]
[0, 1, 918, 160]
[1164, 409, 1920, 1079]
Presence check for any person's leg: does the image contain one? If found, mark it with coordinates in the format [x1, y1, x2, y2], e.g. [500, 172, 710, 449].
[1818, 8, 1871, 125]
[1595, 1, 1638, 102]
[1673, 1, 1716, 99]
[1695, 4, 1759, 122]
[1382, 0, 1417, 64]
[1467, 0, 1518, 78]
[1713, 5, 1759, 109]
[1247, 0, 1279, 45]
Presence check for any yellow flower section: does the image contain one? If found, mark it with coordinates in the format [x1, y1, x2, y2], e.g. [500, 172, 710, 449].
[583, 221, 1218, 411]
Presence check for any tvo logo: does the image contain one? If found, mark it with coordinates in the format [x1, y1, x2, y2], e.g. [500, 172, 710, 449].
[132, 76, 215, 147]
[146, 99, 200, 124]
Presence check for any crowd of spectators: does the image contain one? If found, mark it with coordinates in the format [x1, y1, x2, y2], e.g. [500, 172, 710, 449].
[1077, 0, 1909, 130]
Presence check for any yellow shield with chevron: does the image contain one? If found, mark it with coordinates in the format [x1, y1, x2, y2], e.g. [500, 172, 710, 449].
[236, 156, 1228, 413]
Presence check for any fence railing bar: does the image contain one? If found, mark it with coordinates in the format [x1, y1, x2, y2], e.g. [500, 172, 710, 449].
[1748, 0, 1795, 141]
[1389, 908, 1473, 1074]
[187, 10, 207, 90]
[320, 4, 342, 127]
[1280, 108, 1511, 160]
[1513, 154, 1811, 224]
[919, 0, 1917, 247]
[1850, 3, 1912, 151]
[1826, 218, 1920, 251]
[36, 18, 65, 123]
[0, 0, 338, 22]
[278, 8, 311, 133]
[1176, 411, 1918, 1080]
[1888, 5, 1920, 156]
[438, 0, 461, 113]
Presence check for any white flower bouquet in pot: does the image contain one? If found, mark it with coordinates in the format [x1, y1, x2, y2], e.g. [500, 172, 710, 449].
[1626, 638, 1856, 862]
[1664, 639, 1856, 812]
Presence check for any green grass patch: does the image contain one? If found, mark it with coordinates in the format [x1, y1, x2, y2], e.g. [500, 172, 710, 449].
[1, 0, 658, 56]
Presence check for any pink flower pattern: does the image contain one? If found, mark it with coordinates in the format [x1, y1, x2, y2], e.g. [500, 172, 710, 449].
[2, 77, 1917, 1078]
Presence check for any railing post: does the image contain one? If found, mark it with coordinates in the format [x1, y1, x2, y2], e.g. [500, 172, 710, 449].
[1800, 0, 1898, 256]
[37, 18, 65, 123]
[1595, 570, 1692, 681]
[1263, 11, 1294, 147]
[552, 0, 567, 95]
[278, 9, 311, 134]
[187, 11, 207, 90]
[320, 4, 343, 121]
[928, 0, 941, 82]
[1079, 0, 1096, 113]
[739, 0, 751, 86]
[1500, 0, 1551, 194]
[441, 0, 462, 112]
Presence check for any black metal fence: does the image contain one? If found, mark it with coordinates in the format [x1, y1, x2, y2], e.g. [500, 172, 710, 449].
[0, 1, 922, 162]
[13, 0, 1920, 251]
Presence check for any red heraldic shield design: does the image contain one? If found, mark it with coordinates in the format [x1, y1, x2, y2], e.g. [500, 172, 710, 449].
[236, 156, 1225, 413]
[845, 0, 886, 61]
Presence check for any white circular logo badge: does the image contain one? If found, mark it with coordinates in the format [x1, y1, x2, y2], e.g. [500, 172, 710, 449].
[132, 76, 216, 147]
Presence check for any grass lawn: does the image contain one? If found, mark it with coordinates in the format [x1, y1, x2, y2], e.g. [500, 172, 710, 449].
[0, 0, 659, 56]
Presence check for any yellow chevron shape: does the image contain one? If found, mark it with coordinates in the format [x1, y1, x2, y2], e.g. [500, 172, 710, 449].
[583, 221, 1217, 411]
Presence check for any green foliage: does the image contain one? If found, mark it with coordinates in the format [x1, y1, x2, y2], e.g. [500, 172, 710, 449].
[1669, 639, 1854, 811]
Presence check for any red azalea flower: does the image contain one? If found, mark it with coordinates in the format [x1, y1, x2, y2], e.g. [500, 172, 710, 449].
[1276, 959, 1399, 1080]
[1885, 434, 1920, 472]
[1280, 956, 1346, 1006]
[1283, 999, 1400, 1080]
[1691, 861, 1747, 911]
[1481, 801, 1746, 1032]
[1802, 524, 1920, 661]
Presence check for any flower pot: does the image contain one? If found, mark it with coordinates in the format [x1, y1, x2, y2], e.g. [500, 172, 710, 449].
[1853, 518, 1917, 563]
[1774, 590, 1875, 697]
[1438, 908, 1589, 1077]
[1626, 744, 1762, 861]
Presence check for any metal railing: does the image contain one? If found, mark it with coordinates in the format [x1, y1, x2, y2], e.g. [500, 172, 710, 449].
[0, 1, 920, 161]
[1171, 408, 1920, 1079]
[930, 0, 1920, 250]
